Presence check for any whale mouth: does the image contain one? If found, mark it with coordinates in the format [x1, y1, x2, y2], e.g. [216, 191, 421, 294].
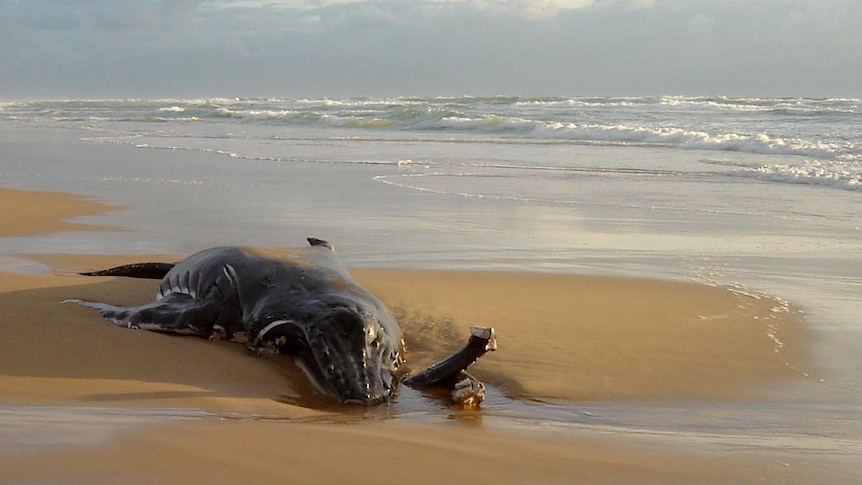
[295, 307, 402, 405]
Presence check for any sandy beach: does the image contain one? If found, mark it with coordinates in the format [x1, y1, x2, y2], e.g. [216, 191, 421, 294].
[0, 185, 125, 236]
[2, 119, 860, 484]
[3, 0, 861, 478]
[1, 182, 853, 484]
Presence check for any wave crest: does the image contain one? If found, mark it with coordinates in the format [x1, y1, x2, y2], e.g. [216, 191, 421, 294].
[4, 96, 860, 193]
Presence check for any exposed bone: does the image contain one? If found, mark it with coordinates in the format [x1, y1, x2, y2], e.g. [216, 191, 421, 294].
[452, 375, 486, 409]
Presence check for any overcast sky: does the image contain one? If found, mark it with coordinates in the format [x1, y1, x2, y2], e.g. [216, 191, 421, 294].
[1, 0, 859, 99]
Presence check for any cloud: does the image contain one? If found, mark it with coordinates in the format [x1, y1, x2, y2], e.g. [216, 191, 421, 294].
[466, 0, 594, 19]
[0, 0, 859, 98]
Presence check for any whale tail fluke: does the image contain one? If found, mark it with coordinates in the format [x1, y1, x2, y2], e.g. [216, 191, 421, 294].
[80, 262, 176, 280]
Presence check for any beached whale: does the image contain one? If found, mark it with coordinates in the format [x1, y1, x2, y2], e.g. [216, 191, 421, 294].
[66, 238, 496, 407]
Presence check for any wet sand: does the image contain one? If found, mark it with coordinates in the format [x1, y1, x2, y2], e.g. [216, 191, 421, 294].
[0, 185, 850, 484]
[0, 184, 124, 236]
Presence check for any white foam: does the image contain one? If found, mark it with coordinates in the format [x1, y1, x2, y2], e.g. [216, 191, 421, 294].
[5, 96, 860, 194]
[738, 160, 862, 192]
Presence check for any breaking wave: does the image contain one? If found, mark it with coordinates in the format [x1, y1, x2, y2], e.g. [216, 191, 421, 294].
[2, 96, 860, 192]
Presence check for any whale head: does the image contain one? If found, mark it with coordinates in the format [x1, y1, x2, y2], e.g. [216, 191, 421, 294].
[256, 297, 405, 405]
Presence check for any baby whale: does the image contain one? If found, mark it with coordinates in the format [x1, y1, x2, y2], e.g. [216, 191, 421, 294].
[67, 238, 496, 407]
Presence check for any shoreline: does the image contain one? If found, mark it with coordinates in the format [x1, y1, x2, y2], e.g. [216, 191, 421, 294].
[1, 261, 811, 407]
[0, 184, 125, 237]
[0, 181, 812, 405]
[0, 182, 853, 484]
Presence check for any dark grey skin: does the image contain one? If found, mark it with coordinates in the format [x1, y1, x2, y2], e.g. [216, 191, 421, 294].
[67, 238, 495, 406]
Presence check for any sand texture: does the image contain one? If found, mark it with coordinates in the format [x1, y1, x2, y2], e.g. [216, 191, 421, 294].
[0, 185, 846, 485]
[0, 185, 123, 236]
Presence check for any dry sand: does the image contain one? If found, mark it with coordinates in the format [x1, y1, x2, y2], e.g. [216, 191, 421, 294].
[0, 185, 842, 484]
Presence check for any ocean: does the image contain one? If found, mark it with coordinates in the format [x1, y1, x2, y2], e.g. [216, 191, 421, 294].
[1, 96, 861, 463]
[3, 96, 861, 192]
[1, 96, 859, 281]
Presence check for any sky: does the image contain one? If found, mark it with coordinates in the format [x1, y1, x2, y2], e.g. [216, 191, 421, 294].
[1, 0, 860, 98]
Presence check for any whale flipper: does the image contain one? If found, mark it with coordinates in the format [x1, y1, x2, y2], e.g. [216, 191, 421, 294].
[80, 262, 176, 279]
[64, 294, 226, 336]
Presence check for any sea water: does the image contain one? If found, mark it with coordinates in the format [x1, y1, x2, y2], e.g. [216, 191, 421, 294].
[1, 96, 861, 459]
[1, 96, 858, 278]
[3, 96, 860, 185]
